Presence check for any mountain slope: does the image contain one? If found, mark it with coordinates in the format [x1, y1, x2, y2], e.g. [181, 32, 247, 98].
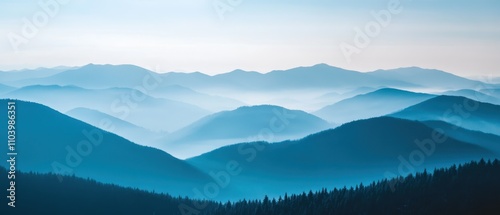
[3, 160, 500, 214]
[314, 88, 435, 124]
[261, 64, 415, 90]
[7, 64, 487, 93]
[0, 83, 16, 94]
[0, 66, 73, 85]
[390, 95, 500, 136]
[15, 64, 158, 88]
[0, 166, 217, 215]
[163, 105, 332, 158]
[480, 88, 500, 99]
[149, 84, 246, 112]
[0, 99, 210, 197]
[66, 107, 163, 145]
[187, 117, 494, 200]
[200, 160, 500, 215]
[423, 120, 500, 155]
[442, 89, 500, 105]
[161, 64, 416, 92]
[368, 67, 488, 89]
[4, 85, 210, 132]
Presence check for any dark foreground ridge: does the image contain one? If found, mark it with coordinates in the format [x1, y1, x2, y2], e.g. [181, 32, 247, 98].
[1, 159, 499, 215]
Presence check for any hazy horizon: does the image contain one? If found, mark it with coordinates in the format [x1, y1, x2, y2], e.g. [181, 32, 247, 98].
[1, 63, 498, 80]
[1, 0, 499, 77]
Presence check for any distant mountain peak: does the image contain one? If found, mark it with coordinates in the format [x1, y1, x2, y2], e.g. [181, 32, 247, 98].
[16, 84, 85, 91]
[230, 69, 251, 73]
[301, 63, 347, 71]
[235, 104, 285, 111]
[371, 88, 429, 95]
[80, 63, 146, 70]
[216, 69, 262, 77]
[311, 63, 333, 68]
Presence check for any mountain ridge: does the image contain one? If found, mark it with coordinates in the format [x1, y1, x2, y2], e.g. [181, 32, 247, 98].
[0, 99, 211, 197]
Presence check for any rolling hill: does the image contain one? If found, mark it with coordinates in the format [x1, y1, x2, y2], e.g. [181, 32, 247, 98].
[0, 83, 16, 94]
[480, 88, 500, 99]
[162, 105, 332, 158]
[0, 99, 211, 197]
[4, 85, 210, 132]
[390, 95, 500, 136]
[314, 88, 435, 124]
[187, 117, 494, 200]
[3, 160, 499, 214]
[423, 120, 500, 155]
[66, 107, 163, 145]
[441, 89, 500, 105]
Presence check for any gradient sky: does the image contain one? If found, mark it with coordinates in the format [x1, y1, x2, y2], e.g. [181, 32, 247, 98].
[0, 0, 499, 77]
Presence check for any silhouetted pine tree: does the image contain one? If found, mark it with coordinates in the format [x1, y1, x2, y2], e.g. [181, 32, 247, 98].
[1, 159, 499, 215]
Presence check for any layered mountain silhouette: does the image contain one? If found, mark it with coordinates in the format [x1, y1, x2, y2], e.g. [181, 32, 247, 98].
[442, 89, 500, 105]
[1, 63, 499, 204]
[313, 87, 379, 109]
[317, 87, 379, 101]
[162, 105, 332, 158]
[6, 64, 493, 116]
[148, 84, 246, 112]
[0, 99, 210, 197]
[0, 83, 15, 94]
[0, 66, 74, 84]
[188, 117, 494, 200]
[368, 67, 486, 89]
[391, 95, 500, 136]
[3, 160, 500, 215]
[9, 64, 424, 92]
[14, 64, 158, 88]
[6, 64, 494, 94]
[66, 107, 163, 145]
[481, 88, 500, 99]
[423, 120, 500, 155]
[314, 88, 435, 124]
[161, 64, 417, 91]
[5, 85, 210, 132]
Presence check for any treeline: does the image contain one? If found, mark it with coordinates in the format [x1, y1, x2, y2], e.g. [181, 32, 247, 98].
[206, 159, 500, 215]
[0, 168, 217, 215]
[2, 159, 500, 215]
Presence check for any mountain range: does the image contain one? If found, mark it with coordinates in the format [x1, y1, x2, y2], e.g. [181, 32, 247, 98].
[1, 63, 500, 203]
[10, 64, 155, 88]
[0, 66, 75, 83]
[0, 83, 15, 94]
[0, 99, 210, 197]
[4, 85, 210, 132]
[147, 84, 246, 112]
[368, 67, 488, 89]
[391, 95, 500, 136]
[3, 63, 497, 114]
[66, 107, 163, 145]
[5, 64, 496, 92]
[162, 105, 332, 158]
[188, 117, 495, 200]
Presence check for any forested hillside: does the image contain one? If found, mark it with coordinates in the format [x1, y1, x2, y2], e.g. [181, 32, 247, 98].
[2, 159, 499, 215]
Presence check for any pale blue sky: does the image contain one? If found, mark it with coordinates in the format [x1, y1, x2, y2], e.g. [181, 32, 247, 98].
[0, 0, 499, 76]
